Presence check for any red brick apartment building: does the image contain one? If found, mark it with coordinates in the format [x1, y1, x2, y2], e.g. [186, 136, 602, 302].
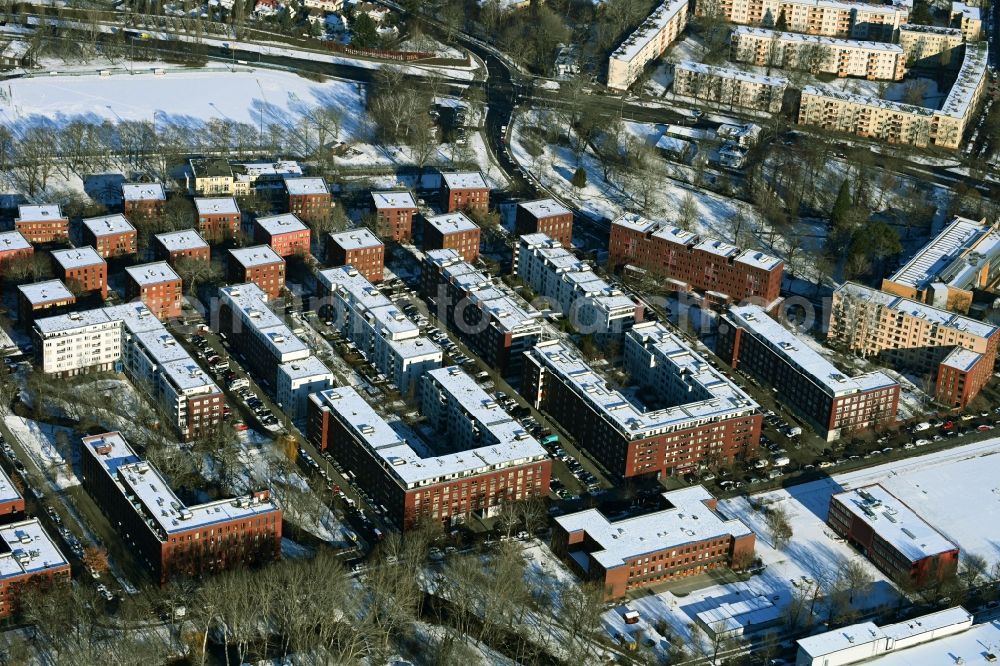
[254, 213, 311, 257]
[609, 214, 784, 306]
[194, 197, 241, 242]
[0, 519, 70, 619]
[81, 432, 281, 585]
[718, 304, 899, 441]
[552, 486, 755, 599]
[227, 246, 286, 299]
[371, 190, 418, 242]
[0, 467, 25, 522]
[125, 262, 183, 320]
[51, 247, 108, 299]
[523, 329, 761, 479]
[423, 212, 481, 263]
[82, 214, 137, 259]
[308, 382, 551, 529]
[441, 171, 489, 213]
[284, 176, 332, 224]
[17, 280, 76, 326]
[122, 183, 166, 222]
[0, 231, 32, 269]
[15, 205, 68, 244]
[828, 485, 959, 588]
[326, 228, 385, 283]
[154, 229, 211, 266]
[515, 198, 574, 247]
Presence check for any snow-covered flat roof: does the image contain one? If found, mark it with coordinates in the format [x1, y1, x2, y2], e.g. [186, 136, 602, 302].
[229, 245, 284, 268]
[0, 519, 67, 580]
[372, 190, 416, 209]
[195, 197, 240, 216]
[437, 257, 542, 335]
[938, 41, 988, 120]
[283, 176, 328, 196]
[278, 355, 333, 381]
[155, 229, 209, 253]
[255, 213, 308, 236]
[125, 262, 180, 287]
[898, 23, 964, 36]
[15, 204, 63, 222]
[18, 279, 73, 306]
[733, 26, 904, 52]
[122, 182, 166, 202]
[889, 216, 993, 290]
[235, 160, 302, 178]
[218, 284, 311, 362]
[726, 304, 898, 398]
[159, 358, 218, 393]
[441, 171, 488, 190]
[425, 212, 479, 235]
[0, 231, 31, 253]
[555, 486, 752, 570]
[329, 228, 383, 251]
[610, 0, 688, 64]
[832, 484, 959, 562]
[82, 213, 135, 237]
[677, 60, 789, 88]
[0, 465, 21, 506]
[319, 265, 393, 310]
[802, 85, 933, 116]
[953, 1, 981, 20]
[51, 246, 105, 270]
[940, 347, 983, 372]
[387, 335, 443, 361]
[519, 198, 571, 219]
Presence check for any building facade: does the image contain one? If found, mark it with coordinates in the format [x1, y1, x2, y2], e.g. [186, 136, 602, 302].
[154, 229, 211, 266]
[371, 191, 418, 242]
[50, 247, 108, 299]
[194, 198, 241, 243]
[14, 205, 68, 244]
[607, 0, 689, 90]
[441, 172, 489, 214]
[227, 246, 286, 300]
[284, 176, 331, 224]
[326, 228, 385, 283]
[122, 183, 166, 222]
[124, 262, 184, 321]
[515, 199, 574, 247]
[673, 61, 788, 113]
[0, 520, 70, 619]
[423, 212, 482, 263]
[82, 214, 137, 259]
[254, 213, 311, 258]
[897, 24, 965, 66]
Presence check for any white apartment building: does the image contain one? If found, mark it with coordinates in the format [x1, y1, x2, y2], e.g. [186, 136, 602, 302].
[730, 27, 906, 80]
[703, 0, 911, 41]
[897, 24, 965, 66]
[517, 233, 641, 337]
[607, 0, 689, 90]
[673, 61, 788, 113]
[276, 356, 335, 420]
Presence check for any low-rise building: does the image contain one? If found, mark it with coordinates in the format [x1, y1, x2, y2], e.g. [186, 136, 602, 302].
[194, 197, 241, 243]
[307, 373, 551, 528]
[81, 431, 281, 585]
[515, 199, 574, 247]
[227, 246, 286, 299]
[254, 213, 311, 257]
[952, 1, 982, 40]
[122, 183, 166, 222]
[276, 355, 335, 420]
[154, 229, 211, 266]
[423, 212, 481, 263]
[0, 231, 32, 269]
[897, 24, 965, 67]
[552, 486, 755, 598]
[371, 191, 418, 242]
[284, 176, 331, 224]
[82, 214, 137, 258]
[124, 262, 183, 320]
[718, 304, 899, 441]
[15, 205, 68, 244]
[190, 158, 237, 196]
[517, 233, 643, 337]
[828, 485, 959, 587]
[441, 171, 489, 214]
[0, 519, 70, 619]
[523, 324, 762, 479]
[51, 247, 108, 299]
[326, 228, 385, 283]
[673, 61, 788, 113]
[422, 249, 542, 377]
[17, 280, 75, 326]
[607, 0, 689, 90]
[304, 0, 343, 12]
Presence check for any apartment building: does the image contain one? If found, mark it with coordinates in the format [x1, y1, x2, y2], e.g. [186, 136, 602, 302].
[276, 356, 335, 420]
[371, 191, 418, 242]
[194, 197, 241, 243]
[0, 519, 69, 619]
[797, 41, 988, 149]
[34, 303, 225, 440]
[701, 0, 911, 41]
[517, 233, 643, 337]
[422, 249, 542, 377]
[51, 247, 108, 299]
[423, 212, 481, 263]
[326, 228, 385, 283]
[17, 280, 76, 326]
[14, 204, 68, 244]
[829, 282, 999, 409]
[283, 176, 331, 224]
[515, 199, 574, 247]
[897, 24, 965, 66]
[607, 0, 689, 90]
[951, 1, 982, 41]
[227, 246, 286, 300]
[154, 229, 211, 266]
[828, 485, 959, 586]
[82, 214, 137, 259]
[523, 325, 762, 479]
[718, 304, 899, 441]
[0, 467, 23, 522]
[440, 172, 489, 214]
[81, 432, 281, 585]
[608, 213, 783, 307]
[0, 231, 32, 269]
[552, 486, 755, 598]
[673, 61, 788, 113]
[317, 266, 441, 396]
[124, 262, 183, 320]
[307, 376, 550, 529]
[122, 183, 166, 222]
[730, 27, 906, 80]
[233, 161, 302, 193]
[254, 213, 311, 258]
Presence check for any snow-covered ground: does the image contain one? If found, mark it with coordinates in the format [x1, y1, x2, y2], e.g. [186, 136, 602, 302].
[3, 416, 78, 489]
